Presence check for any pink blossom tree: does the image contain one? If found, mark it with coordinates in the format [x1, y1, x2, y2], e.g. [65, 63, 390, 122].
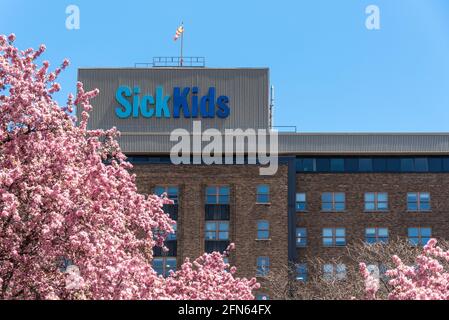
[0, 34, 259, 300]
[360, 239, 449, 300]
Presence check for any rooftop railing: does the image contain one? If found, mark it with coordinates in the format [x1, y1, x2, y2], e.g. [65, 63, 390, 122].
[134, 57, 206, 68]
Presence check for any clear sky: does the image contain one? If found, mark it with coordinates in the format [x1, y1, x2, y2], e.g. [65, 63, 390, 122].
[1, 0, 449, 132]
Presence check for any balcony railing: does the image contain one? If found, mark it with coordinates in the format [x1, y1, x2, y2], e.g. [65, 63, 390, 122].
[134, 57, 206, 68]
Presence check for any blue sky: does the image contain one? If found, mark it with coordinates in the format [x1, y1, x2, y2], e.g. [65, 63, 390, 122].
[1, 0, 449, 132]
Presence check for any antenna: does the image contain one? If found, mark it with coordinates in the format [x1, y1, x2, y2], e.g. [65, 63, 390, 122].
[269, 85, 275, 129]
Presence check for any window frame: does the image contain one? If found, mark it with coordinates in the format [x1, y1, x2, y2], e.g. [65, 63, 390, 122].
[296, 192, 307, 211]
[408, 227, 432, 246]
[154, 185, 179, 204]
[256, 220, 270, 240]
[296, 263, 308, 282]
[321, 192, 345, 212]
[365, 227, 389, 244]
[322, 228, 346, 247]
[205, 220, 230, 241]
[256, 256, 270, 277]
[407, 192, 431, 212]
[364, 192, 388, 212]
[166, 223, 177, 241]
[205, 186, 230, 205]
[152, 257, 177, 278]
[296, 228, 307, 247]
[323, 263, 347, 281]
[256, 185, 271, 204]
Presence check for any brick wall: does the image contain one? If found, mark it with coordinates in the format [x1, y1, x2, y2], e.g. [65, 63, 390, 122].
[296, 173, 449, 273]
[132, 163, 289, 295]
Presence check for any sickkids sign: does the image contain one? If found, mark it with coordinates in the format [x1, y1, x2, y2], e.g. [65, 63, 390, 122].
[114, 86, 231, 119]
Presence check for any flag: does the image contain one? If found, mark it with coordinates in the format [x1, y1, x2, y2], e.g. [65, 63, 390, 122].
[174, 24, 184, 41]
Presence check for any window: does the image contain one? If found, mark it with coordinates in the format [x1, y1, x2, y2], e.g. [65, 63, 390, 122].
[359, 158, 373, 172]
[323, 264, 346, 281]
[315, 158, 330, 172]
[205, 221, 229, 240]
[401, 158, 414, 172]
[365, 228, 389, 244]
[154, 186, 179, 204]
[257, 220, 270, 239]
[296, 158, 315, 172]
[296, 228, 307, 247]
[429, 158, 442, 172]
[256, 257, 270, 277]
[330, 159, 344, 172]
[373, 158, 387, 172]
[344, 158, 358, 172]
[407, 192, 431, 211]
[153, 225, 177, 241]
[296, 157, 449, 173]
[322, 193, 345, 212]
[415, 158, 429, 172]
[296, 264, 308, 282]
[296, 193, 307, 211]
[153, 257, 177, 277]
[366, 264, 388, 280]
[256, 185, 270, 203]
[323, 228, 346, 247]
[408, 227, 432, 246]
[206, 186, 230, 204]
[166, 223, 177, 241]
[364, 192, 388, 211]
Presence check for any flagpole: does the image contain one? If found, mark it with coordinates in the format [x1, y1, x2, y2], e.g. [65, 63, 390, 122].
[180, 22, 184, 67]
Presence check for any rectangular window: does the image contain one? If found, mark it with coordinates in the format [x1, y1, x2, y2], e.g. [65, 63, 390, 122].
[296, 158, 315, 172]
[387, 158, 401, 172]
[322, 193, 345, 212]
[344, 158, 359, 172]
[154, 186, 179, 204]
[330, 159, 344, 172]
[366, 264, 388, 280]
[373, 158, 387, 172]
[364, 192, 388, 211]
[401, 158, 414, 172]
[296, 228, 307, 247]
[205, 221, 229, 240]
[296, 264, 308, 282]
[322, 228, 346, 247]
[359, 158, 373, 172]
[407, 192, 431, 211]
[166, 223, 177, 241]
[429, 158, 442, 172]
[257, 220, 270, 239]
[323, 264, 346, 281]
[296, 193, 307, 211]
[316, 158, 330, 172]
[408, 227, 432, 246]
[415, 158, 429, 172]
[206, 186, 230, 204]
[256, 257, 270, 277]
[365, 228, 389, 244]
[152, 257, 177, 277]
[256, 185, 270, 203]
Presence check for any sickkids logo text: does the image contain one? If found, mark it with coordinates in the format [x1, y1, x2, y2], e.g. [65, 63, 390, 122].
[114, 86, 230, 119]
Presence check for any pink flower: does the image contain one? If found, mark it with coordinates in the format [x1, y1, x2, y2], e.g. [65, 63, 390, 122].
[0, 34, 258, 300]
[7, 33, 16, 42]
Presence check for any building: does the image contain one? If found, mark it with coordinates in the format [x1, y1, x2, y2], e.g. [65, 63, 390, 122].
[78, 66, 449, 299]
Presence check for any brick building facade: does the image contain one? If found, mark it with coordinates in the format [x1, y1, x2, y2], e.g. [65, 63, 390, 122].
[78, 67, 449, 299]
